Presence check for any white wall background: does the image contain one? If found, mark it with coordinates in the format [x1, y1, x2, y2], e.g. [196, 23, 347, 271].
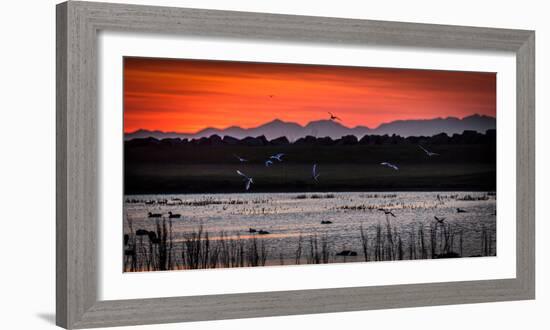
[0, 0, 547, 329]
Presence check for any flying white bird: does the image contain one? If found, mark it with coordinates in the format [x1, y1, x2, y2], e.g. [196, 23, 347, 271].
[270, 153, 285, 162]
[312, 163, 320, 182]
[328, 112, 341, 121]
[380, 162, 399, 171]
[236, 170, 254, 191]
[419, 145, 439, 157]
[434, 216, 446, 224]
[265, 160, 273, 167]
[234, 154, 248, 162]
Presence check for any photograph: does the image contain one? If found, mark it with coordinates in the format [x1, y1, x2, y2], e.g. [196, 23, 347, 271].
[122, 57, 497, 272]
[3, 0, 544, 329]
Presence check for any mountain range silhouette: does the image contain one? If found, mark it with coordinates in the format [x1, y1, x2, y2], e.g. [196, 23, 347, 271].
[125, 114, 495, 141]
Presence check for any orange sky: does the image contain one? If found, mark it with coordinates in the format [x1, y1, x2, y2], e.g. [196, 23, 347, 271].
[123, 57, 496, 133]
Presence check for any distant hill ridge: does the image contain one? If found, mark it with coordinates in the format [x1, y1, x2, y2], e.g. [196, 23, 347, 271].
[126, 129, 496, 148]
[125, 114, 495, 141]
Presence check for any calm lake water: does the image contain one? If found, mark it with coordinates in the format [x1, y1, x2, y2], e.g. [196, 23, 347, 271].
[123, 191, 496, 269]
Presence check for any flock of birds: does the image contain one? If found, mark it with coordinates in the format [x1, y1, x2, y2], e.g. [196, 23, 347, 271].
[234, 146, 439, 189]
[380, 145, 439, 171]
[376, 206, 472, 227]
[236, 155, 323, 191]
[230, 110, 470, 227]
[232, 110, 441, 191]
[235, 152, 292, 191]
[148, 211, 182, 219]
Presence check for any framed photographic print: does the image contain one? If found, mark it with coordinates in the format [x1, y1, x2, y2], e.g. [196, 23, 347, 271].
[56, 1, 535, 328]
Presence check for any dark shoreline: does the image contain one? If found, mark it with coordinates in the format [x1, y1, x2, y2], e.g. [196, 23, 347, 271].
[125, 131, 496, 195]
[124, 187, 496, 196]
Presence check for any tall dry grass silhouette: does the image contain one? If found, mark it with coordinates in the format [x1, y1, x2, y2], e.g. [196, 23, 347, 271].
[123, 215, 495, 272]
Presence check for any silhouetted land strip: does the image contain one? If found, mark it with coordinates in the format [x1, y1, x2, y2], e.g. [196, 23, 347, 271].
[124, 130, 496, 194]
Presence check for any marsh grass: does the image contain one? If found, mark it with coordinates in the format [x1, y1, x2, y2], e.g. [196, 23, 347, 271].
[304, 234, 331, 264]
[123, 216, 495, 272]
[480, 225, 494, 257]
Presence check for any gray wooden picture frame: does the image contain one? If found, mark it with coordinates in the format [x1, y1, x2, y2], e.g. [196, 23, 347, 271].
[56, 1, 535, 328]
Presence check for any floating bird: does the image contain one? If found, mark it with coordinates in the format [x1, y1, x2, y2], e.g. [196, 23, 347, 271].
[258, 230, 270, 235]
[312, 163, 320, 182]
[380, 162, 399, 171]
[168, 211, 181, 219]
[249, 228, 257, 233]
[328, 112, 341, 121]
[135, 229, 149, 236]
[234, 154, 248, 162]
[270, 153, 285, 162]
[419, 145, 439, 157]
[236, 170, 254, 191]
[457, 208, 467, 213]
[336, 250, 357, 256]
[377, 208, 396, 217]
[434, 216, 446, 224]
[265, 160, 273, 167]
[321, 220, 333, 224]
[148, 212, 162, 218]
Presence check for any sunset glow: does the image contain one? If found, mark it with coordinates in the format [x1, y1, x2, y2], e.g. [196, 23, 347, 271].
[123, 57, 496, 133]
